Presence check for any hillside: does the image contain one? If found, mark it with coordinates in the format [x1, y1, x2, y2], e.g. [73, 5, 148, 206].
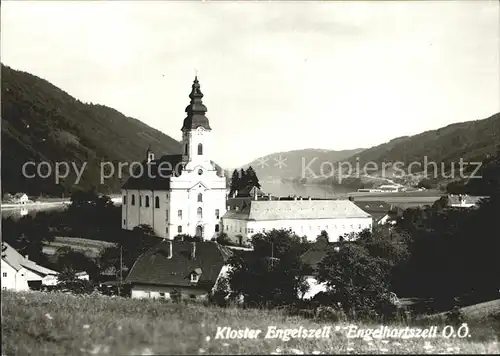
[338, 113, 500, 176]
[1, 65, 227, 196]
[239, 148, 365, 181]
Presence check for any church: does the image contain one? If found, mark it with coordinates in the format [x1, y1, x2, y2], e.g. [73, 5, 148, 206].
[121, 77, 227, 240]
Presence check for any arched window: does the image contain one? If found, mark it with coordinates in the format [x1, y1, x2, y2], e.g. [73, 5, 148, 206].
[197, 207, 203, 219]
[131, 194, 135, 205]
[155, 196, 160, 209]
[123, 196, 127, 205]
[197, 143, 203, 155]
[184, 143, 188, 155]
[215, 224, 220, 232]
[215, 209, 220, 219]
[197, 193, 203, 202]
[145, 196, 150, 208]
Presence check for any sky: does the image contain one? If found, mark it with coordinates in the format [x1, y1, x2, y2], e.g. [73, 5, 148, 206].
[2, 1, 499, 169]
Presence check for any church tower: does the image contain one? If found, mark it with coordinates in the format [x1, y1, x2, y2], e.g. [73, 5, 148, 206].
[181, 76, 213, 172]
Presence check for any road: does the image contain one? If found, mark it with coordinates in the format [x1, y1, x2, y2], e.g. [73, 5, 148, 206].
[1, 195, 122, 210]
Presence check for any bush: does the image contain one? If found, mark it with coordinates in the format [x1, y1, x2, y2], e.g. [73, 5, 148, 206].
[314, 305, 347, 322]
[171, 289, 181, 303]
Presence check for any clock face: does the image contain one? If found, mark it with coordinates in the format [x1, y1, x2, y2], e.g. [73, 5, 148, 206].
[198, 169, 203, 175]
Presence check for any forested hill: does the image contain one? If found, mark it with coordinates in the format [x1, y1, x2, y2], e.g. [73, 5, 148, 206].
[1, 64, 185, 196]
[339, 112, 500, 174]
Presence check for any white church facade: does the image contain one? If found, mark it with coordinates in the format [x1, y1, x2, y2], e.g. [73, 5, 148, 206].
[121, 77, 227, 240]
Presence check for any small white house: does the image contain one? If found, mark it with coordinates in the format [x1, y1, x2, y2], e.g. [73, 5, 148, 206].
[75, 271, 90, 281]
[11, 193, 29, 205]
[1, 242, 59, 291]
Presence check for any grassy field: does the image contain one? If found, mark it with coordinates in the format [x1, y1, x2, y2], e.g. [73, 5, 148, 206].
[2, 291, 499, 355]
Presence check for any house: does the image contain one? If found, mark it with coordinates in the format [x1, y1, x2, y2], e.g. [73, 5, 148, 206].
[222, 198, 372, 244]
[1, 242, 59, 291]
[125, 240, 233, 300]
[352, 200, 404, 225]
[121, 77, 227, 240]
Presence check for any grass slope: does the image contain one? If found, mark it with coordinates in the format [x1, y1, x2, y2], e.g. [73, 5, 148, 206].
[2, 291, 499, 355]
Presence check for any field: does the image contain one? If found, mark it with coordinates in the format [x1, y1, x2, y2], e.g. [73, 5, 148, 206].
[2, 291, 499, 355]
[42, 236, 117, 258]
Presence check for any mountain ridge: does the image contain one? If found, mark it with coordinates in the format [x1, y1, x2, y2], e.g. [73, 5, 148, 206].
[1, 64, 230, 196]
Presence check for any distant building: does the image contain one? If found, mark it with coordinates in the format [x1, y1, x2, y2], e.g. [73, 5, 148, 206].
[75, 271, 90, 281]
[1, 242, 59, 291]
[222, 199, 372, 244]
[378, 185, 402, 192]
[5, 193, 30, 205]
[121, 77, 227, 240]
[352, 200, 404, 225]
[125, 240, 233, 300]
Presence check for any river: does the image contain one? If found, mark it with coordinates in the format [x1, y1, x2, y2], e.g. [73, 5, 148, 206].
[2, 197, 122, 220]
[259, 180, 355, 198]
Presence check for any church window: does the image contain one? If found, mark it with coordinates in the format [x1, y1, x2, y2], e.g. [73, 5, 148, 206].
[123, 219, 126, 225]
[166, 210, 169, 219]
[215, 224, 220, 232]
[166, 226, 169, 234]
[198, 193, 203, 202]
[178, 210, 182, 219]
[358, 224, 361, 229]
[215, 209, 220, 219]
[123, 196, 127, 205]
[145, 196, 150, 208]
[155, 196, 160, 209]
[197, 207, 203, 219]
[178, 226, 182, 233]
[131, 194, 135, 205]
[198, 143, 203, 155]
[184, 143, 188, 155]
[139, 196, 142, 207]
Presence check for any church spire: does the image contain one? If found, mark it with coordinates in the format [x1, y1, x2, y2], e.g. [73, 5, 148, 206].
[182, 76, 211, 131]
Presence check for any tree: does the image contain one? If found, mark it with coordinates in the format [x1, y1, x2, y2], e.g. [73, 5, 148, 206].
[316, 230, 329, 245]
[245, 166, 261, 189]
[55, 247, 99, 281]
[227, 229, 312, 308]
[238, 168, 247, 191]
[317, 243, 394, 319]
[229, 169, 239, 196]
[55, 268, 94, 294]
